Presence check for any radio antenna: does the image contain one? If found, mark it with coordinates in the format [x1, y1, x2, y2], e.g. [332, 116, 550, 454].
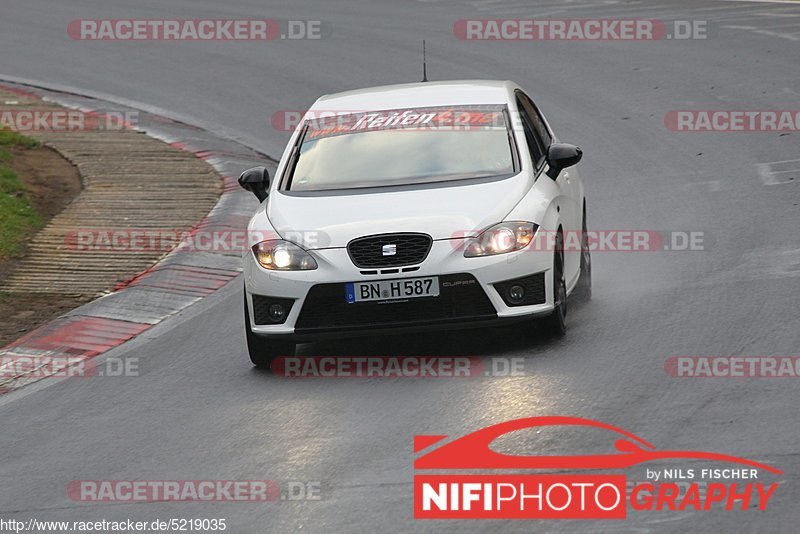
[422, 40, 428, 82]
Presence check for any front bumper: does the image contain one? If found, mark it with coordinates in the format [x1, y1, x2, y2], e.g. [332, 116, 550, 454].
[244, 238, 556, 341]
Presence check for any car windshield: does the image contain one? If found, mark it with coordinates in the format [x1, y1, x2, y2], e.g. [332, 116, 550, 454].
[285, 105, 515, 191]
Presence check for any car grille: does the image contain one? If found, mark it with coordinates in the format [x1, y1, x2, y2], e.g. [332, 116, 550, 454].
[295, 274, 496, 333]
[493, 272, 546, 307]
[347, 233, 432, 268]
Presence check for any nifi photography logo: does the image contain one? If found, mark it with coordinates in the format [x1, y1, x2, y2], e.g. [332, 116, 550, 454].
[413, 416, 782, 520]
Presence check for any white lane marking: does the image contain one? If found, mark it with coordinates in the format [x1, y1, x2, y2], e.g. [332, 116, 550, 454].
[661, 170, 709, 177]
[753, 28, 800, 38]
[723, 23, 800, 38]
[707, 9, 800, 22]
[689, 180, 724, 192]
[757, 159, 800, 185]
[700, 247, 800, 291]
[728, 248, 800, 283]
[661, 171, 724, 192]
[751, 21, 800, 26]
[722, 0, 800, 4]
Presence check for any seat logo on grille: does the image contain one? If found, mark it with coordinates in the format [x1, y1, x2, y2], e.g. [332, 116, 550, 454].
[382, 244, 397, 256]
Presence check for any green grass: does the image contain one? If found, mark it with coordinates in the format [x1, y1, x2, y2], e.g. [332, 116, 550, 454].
[0, 128, 39, 149]
[0, 129, 42, 259]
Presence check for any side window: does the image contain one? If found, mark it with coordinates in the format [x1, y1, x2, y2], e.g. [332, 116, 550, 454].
[515, 97, 545, 167]
[529, 102, 552, 149]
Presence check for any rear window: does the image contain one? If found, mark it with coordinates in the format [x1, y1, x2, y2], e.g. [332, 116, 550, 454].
[284, 105, 516, 192]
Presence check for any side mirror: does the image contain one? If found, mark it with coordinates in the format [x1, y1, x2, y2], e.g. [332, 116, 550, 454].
[546, 143, 582, 180]
[238, 167, 270, 202]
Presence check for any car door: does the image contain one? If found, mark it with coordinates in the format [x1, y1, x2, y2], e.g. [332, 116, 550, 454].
[516, 91, 582, 286]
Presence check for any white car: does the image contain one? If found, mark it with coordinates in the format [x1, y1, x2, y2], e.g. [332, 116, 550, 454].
[240, 80, 590, 367]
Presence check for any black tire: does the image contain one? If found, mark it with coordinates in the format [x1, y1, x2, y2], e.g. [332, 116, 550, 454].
[574, 205, 592, 301]
[540, 234, 567, 338]
[244, 293, 296, 368]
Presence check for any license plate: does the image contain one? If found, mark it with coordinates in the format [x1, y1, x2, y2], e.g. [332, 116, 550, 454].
[345, 276, 440, 303]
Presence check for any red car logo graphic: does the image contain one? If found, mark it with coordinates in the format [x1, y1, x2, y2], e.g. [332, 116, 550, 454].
[414, 416, 782, 474]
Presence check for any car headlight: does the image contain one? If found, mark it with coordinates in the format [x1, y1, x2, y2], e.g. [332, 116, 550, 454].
[464, 222, 538, 257]
[252, 240, 318, 270]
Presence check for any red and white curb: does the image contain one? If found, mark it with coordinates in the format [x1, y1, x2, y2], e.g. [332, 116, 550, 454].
[0, 81, 274, 395]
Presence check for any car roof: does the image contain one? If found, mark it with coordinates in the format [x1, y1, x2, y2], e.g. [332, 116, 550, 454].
[311, 80, 518, 112]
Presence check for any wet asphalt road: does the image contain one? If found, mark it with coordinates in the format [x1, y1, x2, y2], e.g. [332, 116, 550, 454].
[1, 0, 800, 531]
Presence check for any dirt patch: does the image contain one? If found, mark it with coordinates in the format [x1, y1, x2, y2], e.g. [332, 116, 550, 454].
[0, 293, 93, 346]
[4, 145, 82, 219]
[0, 145, 86, 347]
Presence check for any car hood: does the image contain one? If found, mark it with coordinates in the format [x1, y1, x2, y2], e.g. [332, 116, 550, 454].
[266, 173, 531, 249]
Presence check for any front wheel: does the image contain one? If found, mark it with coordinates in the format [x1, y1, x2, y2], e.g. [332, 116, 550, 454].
[539, 244, 567, 338]
[574, 206, 592, 301]
[244, 293, 295, 368]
